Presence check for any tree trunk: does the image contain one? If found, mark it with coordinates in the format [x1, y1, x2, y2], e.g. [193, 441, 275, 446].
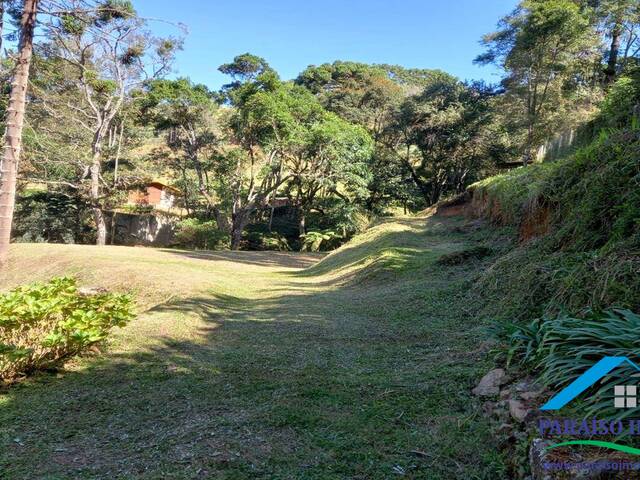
[298, 209, 306, 237]
[0, 0, 39, 266]
[229, 209, 248, 250]
[405, 161, 431, 203]
[230, 228, 243, 250]
[523, 123, 535, 166]
[90, 146, 107, 246]
[604, 21, 622, 85]
[0, 1, 5, 56]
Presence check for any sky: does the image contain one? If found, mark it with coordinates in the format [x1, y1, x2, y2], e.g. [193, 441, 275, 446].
[134, 0, 518, 90]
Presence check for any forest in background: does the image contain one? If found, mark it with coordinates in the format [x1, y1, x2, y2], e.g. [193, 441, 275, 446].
[1, 2, 640, 477]
[0, 0, 638, 254]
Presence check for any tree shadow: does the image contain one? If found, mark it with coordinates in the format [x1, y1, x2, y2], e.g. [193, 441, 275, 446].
[159, 249, 324, 269]
[0, 215, 504, 479]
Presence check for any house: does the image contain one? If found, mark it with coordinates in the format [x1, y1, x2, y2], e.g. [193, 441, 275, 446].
[107, 181, 184, 247]
[127, 181, 181, 212]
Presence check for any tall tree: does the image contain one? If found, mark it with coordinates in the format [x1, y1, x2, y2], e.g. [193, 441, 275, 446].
[141, 78, 229, 230]
[37, 0, 178, 244]
[476, 0, 598, 164]
[0, 0, 5, 56]
[393, 77, 494, 205]
[0, 0, 38, 266]
[595, 0, 639, 84]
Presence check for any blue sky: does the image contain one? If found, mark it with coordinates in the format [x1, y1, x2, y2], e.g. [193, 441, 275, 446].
[134, 0, 518, 90]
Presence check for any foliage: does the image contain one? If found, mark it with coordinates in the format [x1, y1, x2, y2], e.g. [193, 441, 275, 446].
[474, 72, 640, 322]
[306, 200, 372, 240]
[393, 77, 497, 205]
[296, 61, 454, 212]
[476, 0, 601, 162]
[506, 309, 640, 420]
[594, 67, 640, 130]
[0, 277, 133, 381]
[22, 0, 182, 245]
[244, 231, 291, 251]
[215, 64, 374, 248]
[300, 229, 343, 252]
[174, 218, 229, 250]
[12, 191, 93, 244]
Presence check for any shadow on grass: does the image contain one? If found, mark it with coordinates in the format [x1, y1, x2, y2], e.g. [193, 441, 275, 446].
[0, 215, 505, 480]
[159, 249, 324, 270]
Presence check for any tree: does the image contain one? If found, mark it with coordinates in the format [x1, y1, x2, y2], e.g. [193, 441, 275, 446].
[0, 0, 5, 56]
[36, 0, 179, 244]
[296, 61, 446, 212]
[476, 0, 598, 164]
[393, 77, 494, 205]
[594, 0, 640, 83]
[142, 57, 374, 250]
[140, 78, 229, 230]
[0, 0, 38, 266]
[230, 73, 373, 239]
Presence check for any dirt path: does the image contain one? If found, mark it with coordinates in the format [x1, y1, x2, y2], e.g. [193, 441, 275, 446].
[0, 216, 504, 479]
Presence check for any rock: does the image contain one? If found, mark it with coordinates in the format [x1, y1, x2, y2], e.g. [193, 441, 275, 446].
[472, 368, 506, 396]
[520, 391, 541, 401]
[514, 378, 540, 393]
[496, 423, 512, 433]
[499, 388, 511, 400]
[508, 399, 529, 422]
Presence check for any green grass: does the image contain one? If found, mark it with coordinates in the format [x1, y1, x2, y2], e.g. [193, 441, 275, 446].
[0, 215, 506, 479]
[472, 126, 640, 323]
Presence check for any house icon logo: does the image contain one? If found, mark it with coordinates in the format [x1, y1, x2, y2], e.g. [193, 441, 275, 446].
[541, 356, 640, 411]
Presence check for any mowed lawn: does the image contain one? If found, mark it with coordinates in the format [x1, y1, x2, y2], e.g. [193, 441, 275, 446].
[0, 216, 505, 479]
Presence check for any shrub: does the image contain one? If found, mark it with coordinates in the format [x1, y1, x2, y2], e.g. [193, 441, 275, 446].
[174, 218, 229, 250]
[13, 191, 94, 244]
[437, 246, 493, 265]
[595, 69, 640, 131]
[0, 277, 134, 381]
[307, 202, 372, 238]
[300, 230, 343, 252]
[245, 231, 291, 251]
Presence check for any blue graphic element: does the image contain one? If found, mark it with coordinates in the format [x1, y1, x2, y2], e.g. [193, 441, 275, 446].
[541, 357, 640, 410]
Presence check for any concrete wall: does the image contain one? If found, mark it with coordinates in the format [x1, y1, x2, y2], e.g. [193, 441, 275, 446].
[535, 129, 578, 163]
[106, 211, 179, 247]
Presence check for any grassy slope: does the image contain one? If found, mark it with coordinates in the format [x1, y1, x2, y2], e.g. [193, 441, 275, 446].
[0, 216, 505, 479]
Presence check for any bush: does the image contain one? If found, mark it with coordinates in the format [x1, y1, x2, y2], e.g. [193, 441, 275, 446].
[174, 218, 229, 250]
[244, 231, 291, 251]
[13, 191, 94, 244]
[300, 230, 344, 252]
[595, 69, 640, 131]
[0, 277, 134, 381]
[437, 246, 493, 265]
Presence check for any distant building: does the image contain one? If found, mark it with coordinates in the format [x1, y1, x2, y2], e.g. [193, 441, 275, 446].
[108, 181, 184, 247]
[127, 181, 181, 211]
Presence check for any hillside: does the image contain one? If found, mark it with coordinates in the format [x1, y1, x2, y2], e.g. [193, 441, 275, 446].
[0, 215, 507, 479]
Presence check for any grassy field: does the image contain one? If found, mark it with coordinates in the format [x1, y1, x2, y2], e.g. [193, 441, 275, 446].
[0, 215, 506, 479]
